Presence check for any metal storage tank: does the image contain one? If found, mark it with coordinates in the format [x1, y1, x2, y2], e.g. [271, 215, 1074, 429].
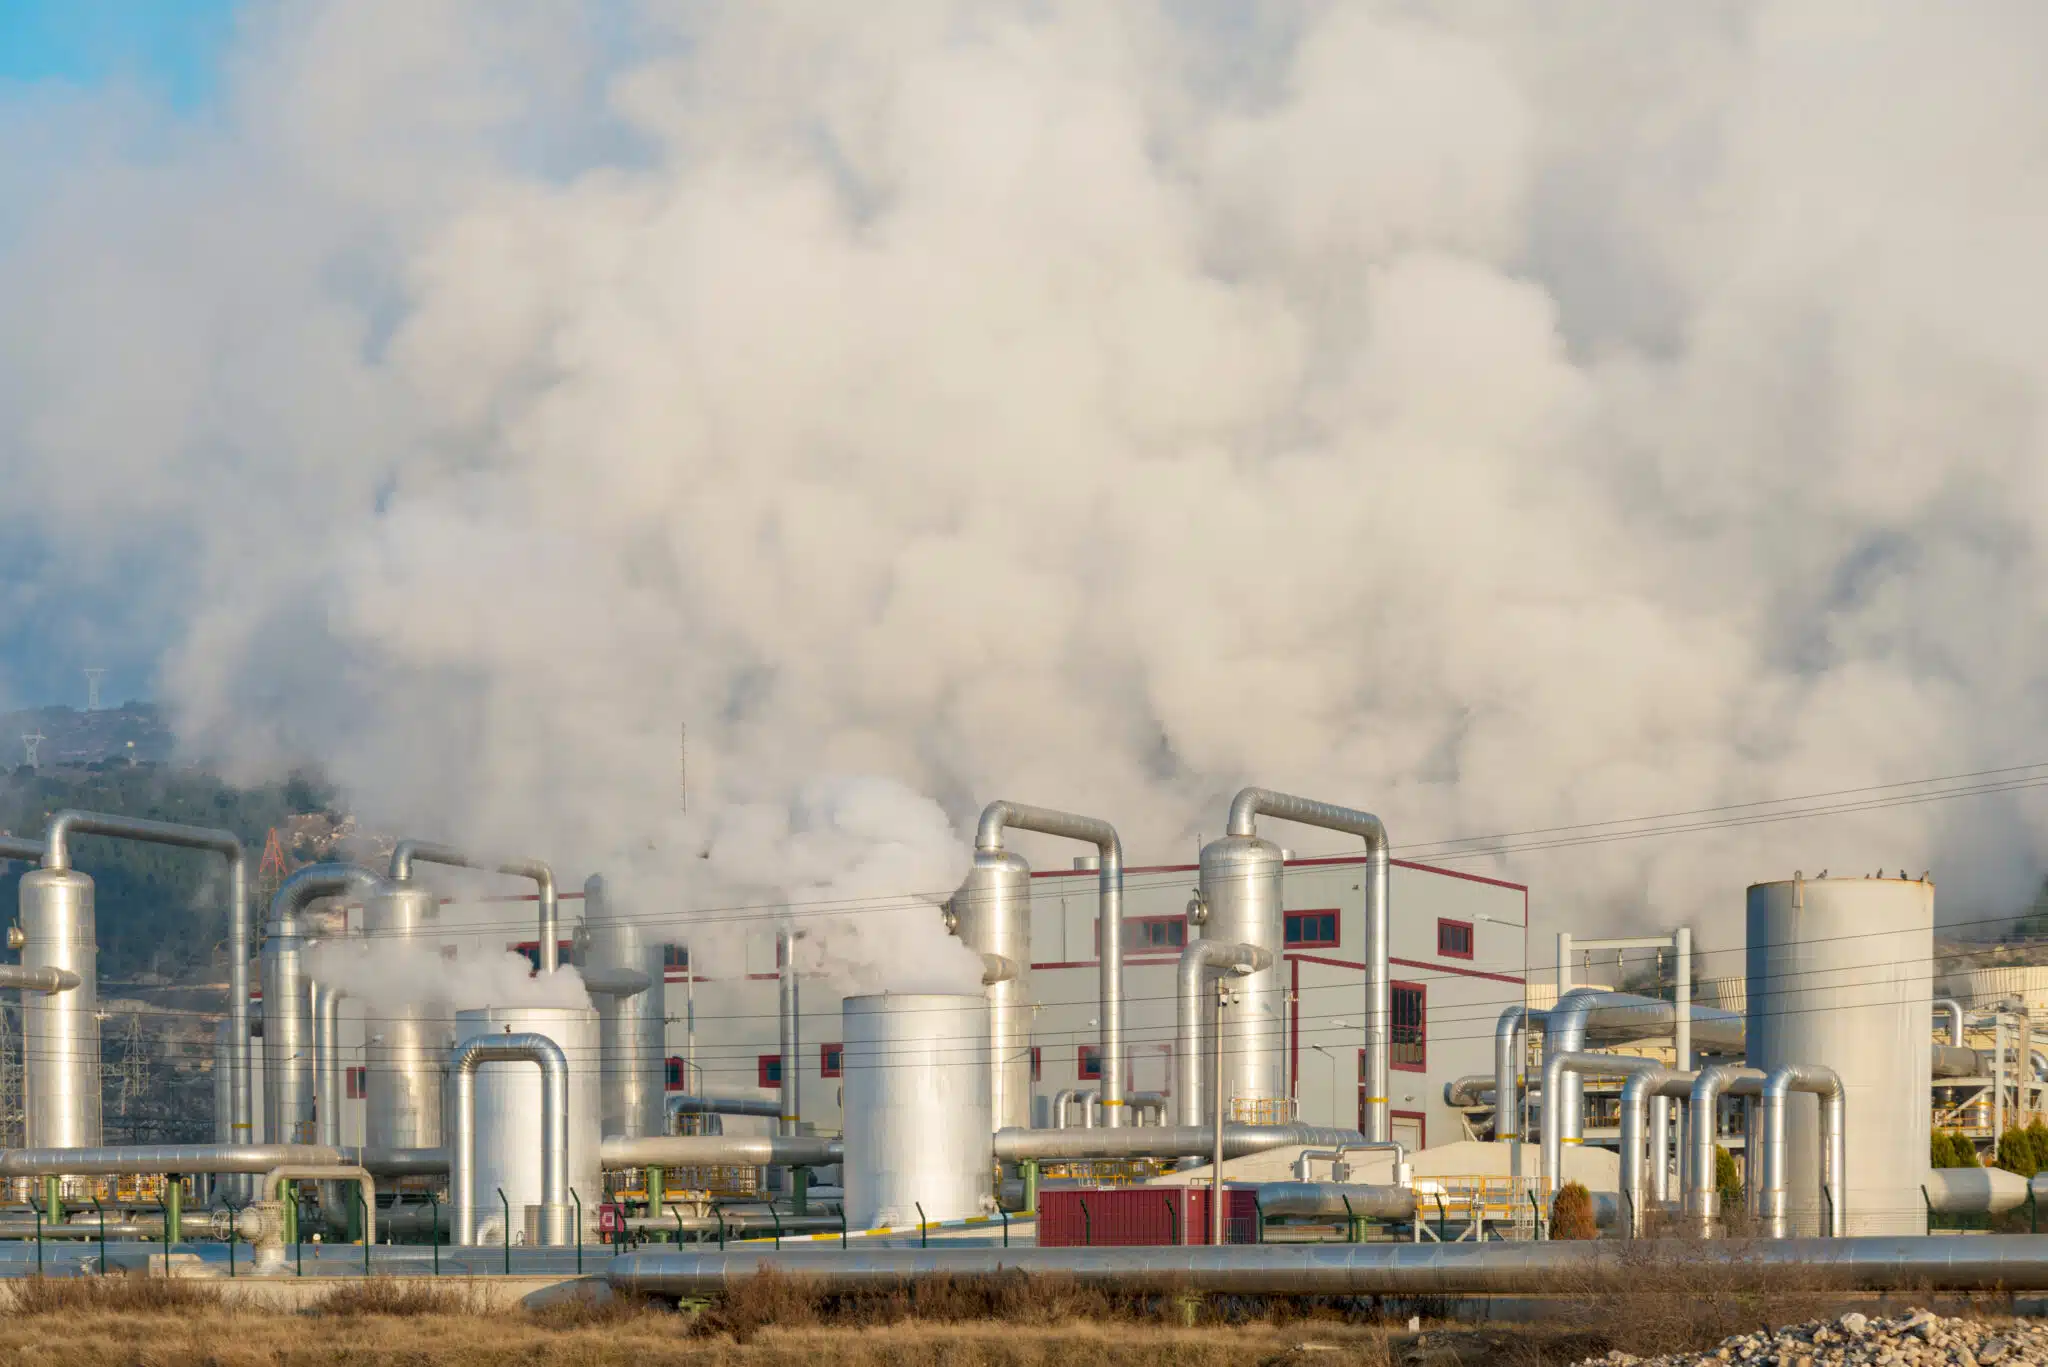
[582, 876, 667, 1139]
[20, 867, 100, 1150]
[455, 1004, 602, 1244]
[1194, 835, 1285, 1119]
[948, 849, 1033, 1132]
[364, 885, 450, 1150]
[1747, 874, 1932, 1235]
[842, 994, 991, 1228]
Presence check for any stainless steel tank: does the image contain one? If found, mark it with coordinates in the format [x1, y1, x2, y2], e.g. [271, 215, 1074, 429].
[365, 886, 449, 1150]
[1195, 835, 1286, 1120]
[948, 850, 1033, 1132]
[260, 903, 313, 1145]
[454, 1005, 602, 1243]
[1747, 874, 1933, 1235]
[583, 875, 667, 1139]
[19, 868, 99, 1150]
[842, 994, 992, 1228]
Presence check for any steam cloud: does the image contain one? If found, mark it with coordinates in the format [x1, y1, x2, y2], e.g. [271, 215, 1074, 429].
[4, 3, 2048, 972]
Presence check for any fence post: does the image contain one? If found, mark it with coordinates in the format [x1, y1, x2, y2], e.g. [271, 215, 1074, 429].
[838, 1204, 847, 1249]
[1252, 1193, 1264, 1245]
[570, 1189, 583, 1273]
[1528, 1190, 1543, 1241]
[32, 1200, 42, 1277]
[1821, 1185, 1834, 1239]
[426, 1192, 440, 1275]
[673, 1206, 683, 1246]
[1340, 1193, 1355, 1244]
[769, 1204, 782, 1250]
[916, 1201, 928, 1249]
[1434, 1193, 1446, 1243]
[356, 1187, 371, 1277]
[290, 1191, 303, 1277]
[498, 1188, 510, 1275]
[90, 1196, 105, 1274]
[713, 1200, 725, 1250]
[998, 1205, 1010, 1249]
[225, 1198, 238, 1277]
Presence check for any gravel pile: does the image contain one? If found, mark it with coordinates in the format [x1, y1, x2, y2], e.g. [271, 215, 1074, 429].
[1581, 1310, 2045, 1367]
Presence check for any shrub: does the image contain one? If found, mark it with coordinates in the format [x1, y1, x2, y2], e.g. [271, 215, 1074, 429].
[1550, 1181, 1598, 1240]
[1714, 1144, 1742, 1210]
[1933, 1129, 1981, 1168]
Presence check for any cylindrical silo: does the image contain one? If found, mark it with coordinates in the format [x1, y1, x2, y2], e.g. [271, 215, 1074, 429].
[1747, 874, 1933, 1235]
[1195, 835, 1285, 1120]
[842, 994, 991, 1229]
[948, 850, 1033, 1132]
[364, 885, 450, 1150]
[20, 868, 99, 1150]
[583, 875, 667, 1139]
[455, 1005, 602, 1244]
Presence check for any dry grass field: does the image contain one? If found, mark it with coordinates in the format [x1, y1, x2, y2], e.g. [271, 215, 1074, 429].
[0, 1254, 2023, 1367]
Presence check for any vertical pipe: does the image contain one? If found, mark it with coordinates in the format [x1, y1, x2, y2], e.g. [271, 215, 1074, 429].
[448, 1033, 569, 1246]
[1212, 981, 1226, 1245]
[1557, 932, 1573, 996]
[1674, 926, 1692, 1171]
[1650, 1096, 1671, 1204]
[777, 927, 800, 1138]
[1493, 1007, 1542, 1142]
[1176, 941, 1271, 1127]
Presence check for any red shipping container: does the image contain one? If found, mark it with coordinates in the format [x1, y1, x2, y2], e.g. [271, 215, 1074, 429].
[1037, 1186, 1260, 1246]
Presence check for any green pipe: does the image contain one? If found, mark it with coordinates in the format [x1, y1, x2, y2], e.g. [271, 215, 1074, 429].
[164, 1176, 182, 1245]
[792, 1166, 809, 1217]
[41, 1177, 59, 1225]
[646, 1166, 664, 1224]
[279, 1179, 298, 1246]
[1021, 1160, 1039, 1217]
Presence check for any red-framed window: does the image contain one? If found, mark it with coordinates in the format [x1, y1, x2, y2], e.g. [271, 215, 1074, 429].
[821, 1042, 843, 1079]
[510, 940, 577, 974]
[345, 1066, 368, 1100]
[1392, 982, 1426, 1071]
[665, 1056, 686, 1092]
[1031, 1045, 1043, 1082]
[758, 1054, 783, 1088]
[1436, 918, 1473, 960]
[663, 944, 690, 978]
[1077, 1044, 1103, 1081]
[1096, 916, 1187, 954]
[1284, 910, 1339, 948]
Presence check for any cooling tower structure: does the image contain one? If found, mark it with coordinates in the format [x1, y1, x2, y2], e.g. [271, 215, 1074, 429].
[17, 865, 99, 1151]
[947, 846, 1034, 1132]
[841, 993, 992, 1229]
[1747, 873, 1933, 1235]
[453, 1005, 602, 1244]
[364, 881, 450, 1151]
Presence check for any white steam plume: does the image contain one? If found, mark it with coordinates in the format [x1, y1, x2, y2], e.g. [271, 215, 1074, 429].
[3, 3, 2048, 973]
[304, 938, 592, 1017]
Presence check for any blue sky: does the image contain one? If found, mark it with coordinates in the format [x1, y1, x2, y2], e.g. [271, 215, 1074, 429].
[0, 0, 238, 110]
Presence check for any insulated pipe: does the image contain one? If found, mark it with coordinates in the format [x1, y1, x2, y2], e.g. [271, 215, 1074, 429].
[266, 864, 388, 1151]
[777, 927, 800, 1137]
[344, 1146, 450, 1176]
[1175, 940, 1274, 1126]
[0, 964, 80, 993]
[1540, 1050, 1665, 1197]
[389, 841, 558, 973]
[606, 1237, 2048, 1296]
[449, 1032, 568, 1246]
[0, 1144, 343, 1176]
[0, 837, 43, 863]
[1255, 1182, 1418, 1221]
[1074, 1090, 1100, 1127]
[1224, 790, 1389, 1141]
[1932, 1045, 1982, 1079]
[313, 981, 346, 1148]
[39, 813, 250, 1144]
[1294, 1141, 1409, 1184]
[260, 1164, 375, 1245]
[600, 1135, 843, 1168]
[976, 802, 1125, 1124]
[1127, 1091, 1168, 1125]
[1543, 988, 1744, 1152]
[1052, 1089, 1078, 1128]
[994, 1123, 1363, 1163]
[1936, 999, 1966, 1048]
[666, 1095, 783, 1121]
[1444, 1075, 1493, 1108]
[1760, 1064, 1845, 1239]
[1686, 1064, 1766, 1235]
[1494, 1006, 1545, 1141]
[1619, 1068, 1698, 1236]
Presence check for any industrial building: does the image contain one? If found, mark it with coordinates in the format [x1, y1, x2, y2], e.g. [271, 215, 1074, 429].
[0, 793, 2042, 1293]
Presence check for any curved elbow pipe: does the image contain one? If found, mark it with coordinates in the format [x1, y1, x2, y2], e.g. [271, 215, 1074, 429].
[976, 802, 1124, 1124]
[1539, 1050, 1664, 1198]
[666, 1094, 784, 1120]
[1686, 1063, 1765, 1234]
[449, 1032, 568, 1246]
[1223, 789, 1389, 1141]
[1176, 940, 1273, 1126]
[269, 864, 388, 1151]
[1294, 1141, 1408, 1183]
[1760, 1063, 1845, 1238]
[39, 812, 252, 1148]
[390, 841, 559, 973]
[979, 953, 1020, 986]
[1618, 1068, 1698, 1236]
[1544, 988, 1743, 1151]
[1935, 999, 1966, 1049]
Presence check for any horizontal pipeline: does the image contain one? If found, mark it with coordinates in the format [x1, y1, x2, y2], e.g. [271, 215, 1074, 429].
[0, 1145, 346, 1177]
[601, 1136, 844, 1169]
[994, 1125, 1365, 1163]
[609, 1238, 2048, 1297]
[1253, 1183, 1416, 1221]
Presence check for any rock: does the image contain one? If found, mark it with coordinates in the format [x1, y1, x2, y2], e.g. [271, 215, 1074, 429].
[1979, 1339, 2009, 1364]
[1839, 1315, 1870, 1338]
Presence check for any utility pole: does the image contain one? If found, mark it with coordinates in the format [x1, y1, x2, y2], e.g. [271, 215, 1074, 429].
[1212, 978, 1235, 1245]
[83, 669, 105, 712]
[20, 732, 43, 768]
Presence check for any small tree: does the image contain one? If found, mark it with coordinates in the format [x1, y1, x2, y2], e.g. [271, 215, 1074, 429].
[1715, 1144, 1743, 1210]
[1551, 1180, 1598, 1240]
[1933, 1130, 1982, 1168]
[1996, 1126, 2041, 1177]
